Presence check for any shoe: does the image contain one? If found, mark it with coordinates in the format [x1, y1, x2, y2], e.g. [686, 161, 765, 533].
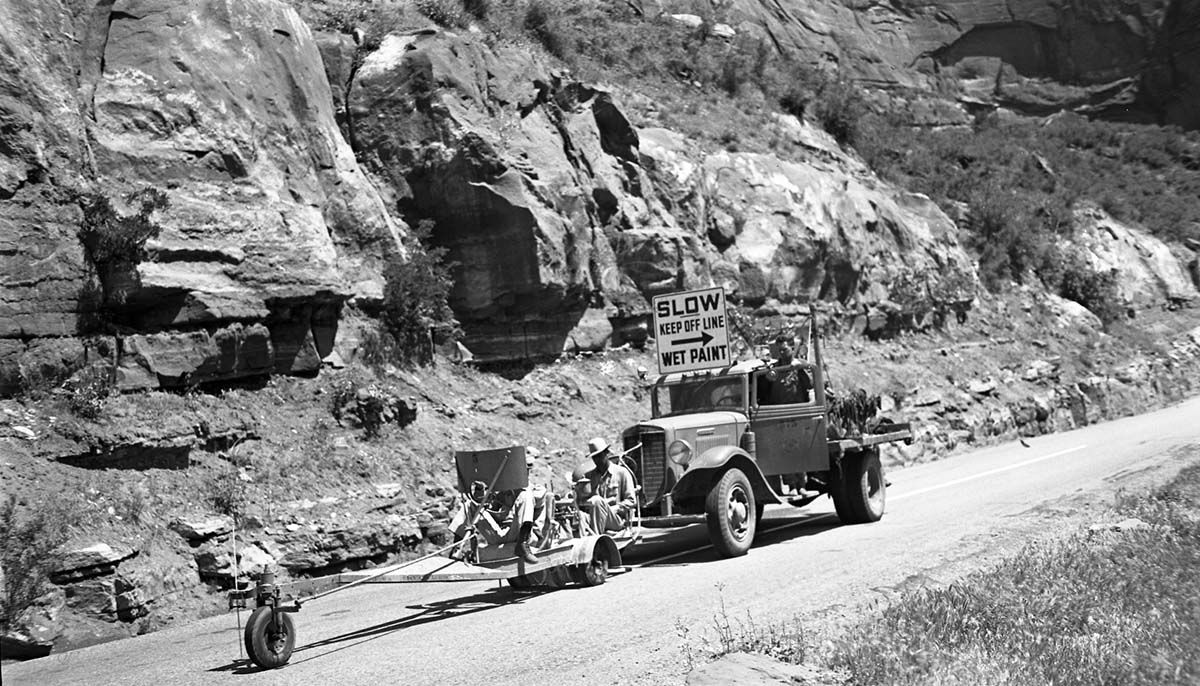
[515, 540, 538, 564]
[515, 521, 538, 563]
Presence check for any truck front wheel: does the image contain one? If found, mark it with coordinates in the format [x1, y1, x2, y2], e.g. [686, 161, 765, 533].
[706, 468, 757, 557]
[831, 449, 885, 524]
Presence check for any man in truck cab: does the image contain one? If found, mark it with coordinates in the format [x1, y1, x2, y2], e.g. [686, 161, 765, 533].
[757, 337, 813, 405]
[576, 437, 636, 534]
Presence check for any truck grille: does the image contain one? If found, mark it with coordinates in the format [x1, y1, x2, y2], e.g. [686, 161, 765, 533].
[626, 429, 666, 503]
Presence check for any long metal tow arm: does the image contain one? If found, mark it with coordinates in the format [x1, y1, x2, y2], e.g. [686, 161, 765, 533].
[296, 451, 513, 608]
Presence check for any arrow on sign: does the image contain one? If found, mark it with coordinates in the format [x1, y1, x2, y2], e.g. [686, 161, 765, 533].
[672, 331, 714, 347]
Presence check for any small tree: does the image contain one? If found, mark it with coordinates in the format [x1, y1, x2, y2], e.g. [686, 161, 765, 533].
[376, 220, 460, 366]
[0, 495, 76, 631]
[77, 188, 169, 312]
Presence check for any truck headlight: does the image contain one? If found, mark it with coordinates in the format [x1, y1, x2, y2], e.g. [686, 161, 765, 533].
[668, 440, 693, 465]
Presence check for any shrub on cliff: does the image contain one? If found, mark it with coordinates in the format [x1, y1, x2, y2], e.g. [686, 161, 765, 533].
[76, 188, 169, 319]
[859, 111, 1197, 321]
[374, 220, 460, 367]
[779, 68, 867, 146]
[859, 112, 1200, 245]
[523, 0, 572, 62]
[1047, 254, 1125, 325]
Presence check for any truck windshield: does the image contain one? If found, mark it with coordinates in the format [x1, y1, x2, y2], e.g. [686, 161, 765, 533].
[654, 377, 745, 417]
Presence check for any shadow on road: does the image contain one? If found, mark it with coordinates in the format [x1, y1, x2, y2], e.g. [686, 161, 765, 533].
[208, 586, 542, 674]
[625, 511, 841, 566]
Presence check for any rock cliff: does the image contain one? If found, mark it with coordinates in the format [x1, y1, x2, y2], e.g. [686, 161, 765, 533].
[330, 27, 979, 358]
[2, 0, 1197, 387]
[0, 0, 401, 395]
[667, 0, 1198, 128]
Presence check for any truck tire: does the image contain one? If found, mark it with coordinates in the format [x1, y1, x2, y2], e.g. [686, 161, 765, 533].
[831, 449, 885, 524]
[706, 468, 757, 557]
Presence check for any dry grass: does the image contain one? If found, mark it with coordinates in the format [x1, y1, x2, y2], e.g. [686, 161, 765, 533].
[828, 457, 1200, 686]
[690, 587, 807, 665]
[682, 456, 1200, 685]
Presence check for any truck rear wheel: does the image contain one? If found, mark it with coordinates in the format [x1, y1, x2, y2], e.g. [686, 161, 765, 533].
[706, 468, 756, 557]
[831, 449, 885, 524]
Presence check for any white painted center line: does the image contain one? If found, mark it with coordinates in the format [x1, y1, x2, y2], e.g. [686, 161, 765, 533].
[631, 444, 1088, 568]
[891, 444, 1087, 501]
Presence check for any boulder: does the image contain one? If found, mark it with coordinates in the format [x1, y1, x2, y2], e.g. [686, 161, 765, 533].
[194, 541, 276, 585]
[968, 378, 997, 396]
[51, 543, 138, 583]
[276, 519, 422, 574]
[639, 128, 977, 320]
[1062, 206, 1199, 309]
[117, 324, 275, 390]
[169, 515, 234, 542]
[1023, 359, 1059, 382]
[0, 588, 65, 659]
[563, 308, 614, 353]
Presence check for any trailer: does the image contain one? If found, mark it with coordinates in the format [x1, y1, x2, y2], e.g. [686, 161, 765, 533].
[229, 446, 638, 669]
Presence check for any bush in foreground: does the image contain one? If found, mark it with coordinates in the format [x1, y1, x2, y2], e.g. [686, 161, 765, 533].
[829, 462, 1200, 686]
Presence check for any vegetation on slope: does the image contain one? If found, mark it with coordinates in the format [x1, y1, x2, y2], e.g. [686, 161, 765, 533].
[858, 112, 1200, 305]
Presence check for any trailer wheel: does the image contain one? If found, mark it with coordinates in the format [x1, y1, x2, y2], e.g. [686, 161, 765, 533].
[706, 468, 756, 557]
[244, 606, 295, 669]
[832, 449, 885, 524]
[572, 545, 612, 587]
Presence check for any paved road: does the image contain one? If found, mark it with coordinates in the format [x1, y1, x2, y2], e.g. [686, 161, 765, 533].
[9, 396, 1200, 686]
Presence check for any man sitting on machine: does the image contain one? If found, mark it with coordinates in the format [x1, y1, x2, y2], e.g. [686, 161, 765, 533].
[573, 437, 636, 534]
[449, 450, 554, 564]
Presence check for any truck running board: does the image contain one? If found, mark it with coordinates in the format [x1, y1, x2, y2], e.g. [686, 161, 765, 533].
[637, 514, 707, 528]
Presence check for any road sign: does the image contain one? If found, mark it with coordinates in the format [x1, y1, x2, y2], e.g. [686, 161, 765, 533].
[651, 287, 731, 374]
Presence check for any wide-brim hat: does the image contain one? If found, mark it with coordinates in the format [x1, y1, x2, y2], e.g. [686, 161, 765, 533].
[587, 437, 610, 459]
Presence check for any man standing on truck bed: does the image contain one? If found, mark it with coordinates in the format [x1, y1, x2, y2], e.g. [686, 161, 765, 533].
[758, 337, 813, 405]
[579, 438, 636, 533]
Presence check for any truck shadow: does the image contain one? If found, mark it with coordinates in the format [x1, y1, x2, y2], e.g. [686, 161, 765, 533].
[209, 586, 544, 674]
[628, 511, 841, 566]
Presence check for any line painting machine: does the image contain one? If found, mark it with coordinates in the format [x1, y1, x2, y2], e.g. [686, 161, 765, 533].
[227, 445, 641, 669]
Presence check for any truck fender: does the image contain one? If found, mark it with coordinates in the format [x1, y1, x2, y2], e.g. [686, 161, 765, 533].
[671, 446, 782, 505]
[570, 535, 622, 568]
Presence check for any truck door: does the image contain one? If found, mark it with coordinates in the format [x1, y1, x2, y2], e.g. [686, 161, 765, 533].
[751, 364, 829, 475]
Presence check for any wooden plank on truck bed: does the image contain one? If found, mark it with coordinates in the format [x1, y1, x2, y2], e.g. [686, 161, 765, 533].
[832, 425, 912, 451]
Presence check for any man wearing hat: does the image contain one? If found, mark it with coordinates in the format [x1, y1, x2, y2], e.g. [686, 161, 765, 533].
[578, 437, 636, 534]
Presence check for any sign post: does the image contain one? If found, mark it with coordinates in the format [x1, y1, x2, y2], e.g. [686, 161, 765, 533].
[651, 287, 731, 374]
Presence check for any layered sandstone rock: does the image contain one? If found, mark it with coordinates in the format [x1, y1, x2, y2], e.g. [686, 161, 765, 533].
[346, 29, 672, 358]
[654, 0, 1195, 128]
[0, 0, 402, 394]
[1065, 206, 1199, 308]
[343, 28, 983, 359]
[638, 125, 978, 318]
